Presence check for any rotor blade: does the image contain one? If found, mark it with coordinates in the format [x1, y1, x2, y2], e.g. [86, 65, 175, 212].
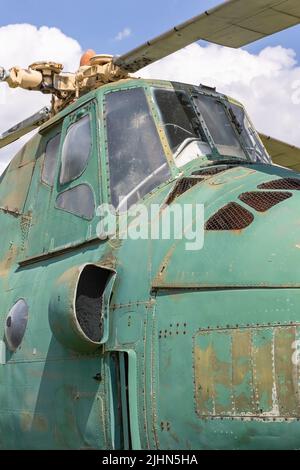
[260, 134, 300, 172]
[115, 0, 300, 72]
[0, 107, 50, 150]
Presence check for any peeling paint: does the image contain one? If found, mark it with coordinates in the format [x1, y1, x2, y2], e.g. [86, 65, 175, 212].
[194, 325, 300, 419]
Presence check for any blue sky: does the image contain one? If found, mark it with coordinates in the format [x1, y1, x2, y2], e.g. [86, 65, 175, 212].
[1, 0, 300, 61]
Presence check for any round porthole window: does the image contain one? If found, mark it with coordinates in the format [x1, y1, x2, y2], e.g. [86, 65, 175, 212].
[5, 299, 29, 352]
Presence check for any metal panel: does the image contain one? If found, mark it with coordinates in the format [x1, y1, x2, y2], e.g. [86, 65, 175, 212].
[194, 325, 300, 418]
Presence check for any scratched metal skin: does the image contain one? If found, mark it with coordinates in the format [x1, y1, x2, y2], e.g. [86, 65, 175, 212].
[0, 79, 300, 450]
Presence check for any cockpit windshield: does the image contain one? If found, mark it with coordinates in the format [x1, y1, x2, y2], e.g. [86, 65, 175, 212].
[104, 84, 271, 212]
[153, 89, 207, 153]
[152, 86, 271, 167]
[193, 94, 245, 157]
[105, 87, 171, 211]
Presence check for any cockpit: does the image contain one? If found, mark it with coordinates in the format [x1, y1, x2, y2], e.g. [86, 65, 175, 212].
[104, 82, 270, 211]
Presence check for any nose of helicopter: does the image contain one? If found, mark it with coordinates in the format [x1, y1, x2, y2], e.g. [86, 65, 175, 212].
[148, 163, 300, 449]
[153, 163, 300, 290]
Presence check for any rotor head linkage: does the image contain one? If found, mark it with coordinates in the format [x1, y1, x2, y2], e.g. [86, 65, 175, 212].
[0, 55, 130, 114]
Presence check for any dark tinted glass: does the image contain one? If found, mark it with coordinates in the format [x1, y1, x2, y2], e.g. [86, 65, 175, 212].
[105, 88, 170, 210]
[194, 95, 242, 148]
[56, 184, 95, 220]
[42, 133, 61, 186]
[154, 89, 206, 152]
[60, 115, 92, 184]
[5, 299, 29, 352]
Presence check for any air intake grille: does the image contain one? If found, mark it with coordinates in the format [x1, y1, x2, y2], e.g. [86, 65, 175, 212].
[206, 202, 254, 231]
[239, 191, 292, 212]
[192, 166, 229, 176]
[166, 177, 203, 205]
[258, 178, 300, 191]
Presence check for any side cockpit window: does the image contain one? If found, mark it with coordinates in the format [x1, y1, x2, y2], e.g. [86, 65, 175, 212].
[55, 184, 95, 220]
[42, 132, 61, 186]
[60, 115, 92, 185]
[54, 108, 96, 220]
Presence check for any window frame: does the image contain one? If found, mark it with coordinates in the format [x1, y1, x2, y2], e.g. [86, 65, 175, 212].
[5, 298, 29, 352]
[228, 100, 272, 164]
[20, 98, 101, 261]
[103, 85, 176, 211]
[150, 85, 258, 164]
[59, 107, 93, 187]
[52, 100, 99, 222]
[152, 87, 209, 154]
[190, 91, 249, 160]
[41, 130, 62, 187]
[55, 182, 96, 221]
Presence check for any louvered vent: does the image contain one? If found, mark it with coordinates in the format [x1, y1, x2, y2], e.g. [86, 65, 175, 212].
[258, 178, 300, 191]
[239, 191, 292, 212]
[205, 202, 254, 231]
[192, 166, 229, 176]
[166, 177, 203, 205]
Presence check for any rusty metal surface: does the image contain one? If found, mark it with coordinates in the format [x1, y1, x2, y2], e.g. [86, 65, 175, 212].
[150, 288, 300, 449]
[192, 166, 231, 176]
[258, 177, 300, 190]
[239, 191, 292, 212]
[165, 177, 202, 205]
[194, 325, 300, 419]
[205, 202, 254, 231]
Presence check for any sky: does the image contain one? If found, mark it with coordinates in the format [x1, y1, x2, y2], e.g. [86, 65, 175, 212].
[0, 0, 300, 172]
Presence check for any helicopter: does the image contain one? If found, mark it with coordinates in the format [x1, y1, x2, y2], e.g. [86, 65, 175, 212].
[1, 0, 300, 450]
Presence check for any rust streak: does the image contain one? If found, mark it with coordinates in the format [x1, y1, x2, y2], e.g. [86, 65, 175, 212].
[275, 327, 300, 417]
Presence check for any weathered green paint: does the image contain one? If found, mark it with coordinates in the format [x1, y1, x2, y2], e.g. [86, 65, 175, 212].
[1, 78, 300, 450]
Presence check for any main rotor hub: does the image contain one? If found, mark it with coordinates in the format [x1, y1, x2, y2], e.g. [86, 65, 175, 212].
[0, 52, 131, 115]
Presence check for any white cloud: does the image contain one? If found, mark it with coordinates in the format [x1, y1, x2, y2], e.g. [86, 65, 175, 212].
[1, 25, 300, 177]
[115, 27, 132, 41]
[0, 24, 82, 174]
[139, 43, 300, 148]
